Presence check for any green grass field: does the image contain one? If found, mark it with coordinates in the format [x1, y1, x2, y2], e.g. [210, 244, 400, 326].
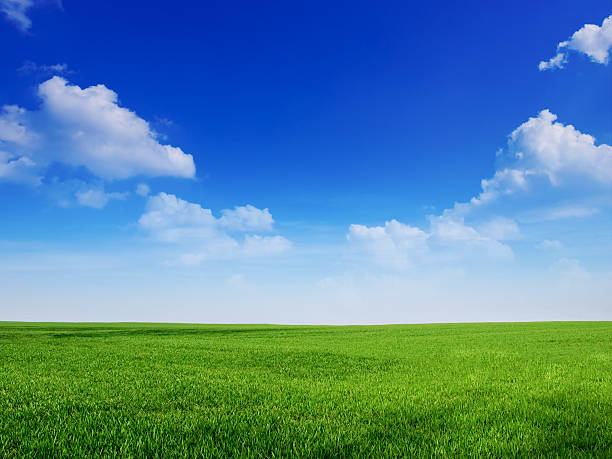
[0, 321, 610, 457]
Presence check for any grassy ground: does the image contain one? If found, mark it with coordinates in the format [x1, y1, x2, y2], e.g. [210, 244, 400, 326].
[0, 321, 610, 457]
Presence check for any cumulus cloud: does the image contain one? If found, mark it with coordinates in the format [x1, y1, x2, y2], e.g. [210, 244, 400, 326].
[219, 205, 274, 231]
[0, 105, 32, 145]
[469, 168, 530, 207]
[37, 77, 195, 179]
[0, 77, 196, 183]
[75, 188, 128, 209]
[138, 192, 219, 243]
[138, 192, 291, 263]
[507, 110, 612, 184]
[348, 110, 610, 269]
[0, 0, 33, 31]
[539, 14, 612, 70]
[463, 110, 611, 212]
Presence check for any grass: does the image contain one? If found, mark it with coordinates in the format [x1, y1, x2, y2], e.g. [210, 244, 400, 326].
[0, 321, 610, 457]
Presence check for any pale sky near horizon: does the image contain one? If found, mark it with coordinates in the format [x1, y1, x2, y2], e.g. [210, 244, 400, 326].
[1, 1, 611, 323]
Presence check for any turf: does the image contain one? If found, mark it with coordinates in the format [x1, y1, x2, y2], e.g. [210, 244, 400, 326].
[0, 321, 610, 457]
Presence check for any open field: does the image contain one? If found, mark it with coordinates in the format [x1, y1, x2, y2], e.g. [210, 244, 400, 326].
[0, 321, 610, 457]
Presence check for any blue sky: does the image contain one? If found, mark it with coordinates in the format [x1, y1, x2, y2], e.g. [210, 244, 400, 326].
[1, 1, 611, 323]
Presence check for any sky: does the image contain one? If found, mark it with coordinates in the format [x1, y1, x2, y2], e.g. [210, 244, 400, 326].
[1, 0, 611, 324]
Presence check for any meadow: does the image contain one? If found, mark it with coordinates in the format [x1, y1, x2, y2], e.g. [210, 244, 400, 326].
[0, 321, 610, 457]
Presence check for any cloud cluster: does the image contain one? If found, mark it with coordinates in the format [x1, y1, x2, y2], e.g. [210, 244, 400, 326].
[348, 110, 611, 269]
[0, 74, 288, 257]
[138, 192, 291, 263]
[219, 205, 274, 231]
[0, 77, 196, 184]
[348, 215, 514, 270]
[0, 105, 32, 145]
[539, 14, 612, 70]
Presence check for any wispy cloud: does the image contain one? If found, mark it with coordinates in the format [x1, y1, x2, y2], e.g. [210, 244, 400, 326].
[0, 0, 34, 31]
[75, 187, 128, 209]
[0, 0, 62, 32]
[537, 240, 563, 250]
[18, 60, 72, 77]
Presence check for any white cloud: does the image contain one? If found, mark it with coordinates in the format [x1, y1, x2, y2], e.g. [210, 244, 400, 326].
[0, 105, 32, 145]
[460, 110, 611, 213]
[0, 0, 33, 31]
[0, 77, 196, 183]
[347, 220, 429, 269]
[428, 214, 514, 261]
[138, 192, 290, 263]
[537, 239, 563, 250]
[539, 15, 612, 70]
[538, 49, 568, 71]
[565, 15, 612, 64]
[0, 150, 40, 184]
[172, 253, 208, 267]
[37, 77, 196, 179]
[138, 192, 219, 243]
[508, 110, 612, 184]
[466, 168, 531, 209]
[135, 183, 150, 197]
[347, 109, 612, 270]
[346, 216, 512, 269]
[75, 188, 128, 209]
[0, 106, 40, 183]
[220, 205, 274, 231]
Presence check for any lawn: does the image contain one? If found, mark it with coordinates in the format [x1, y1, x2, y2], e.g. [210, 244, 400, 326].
[0, 321, 610, 457]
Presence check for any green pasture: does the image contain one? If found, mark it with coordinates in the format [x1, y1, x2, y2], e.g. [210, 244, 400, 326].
[0, 321, 610, 457]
